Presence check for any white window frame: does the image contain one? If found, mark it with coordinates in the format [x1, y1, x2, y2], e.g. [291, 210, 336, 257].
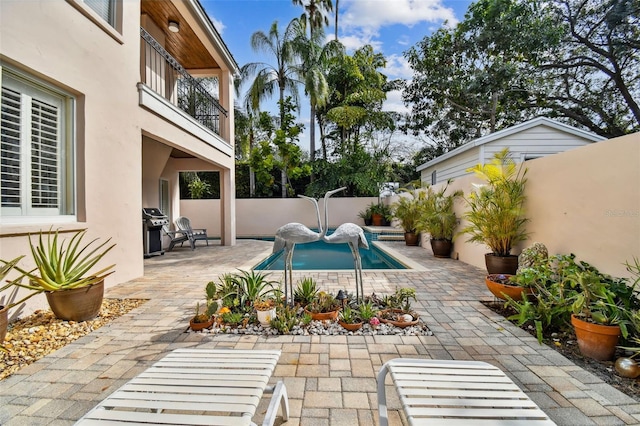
[1, 67, 76, 222]
[66, 0, 124, 44]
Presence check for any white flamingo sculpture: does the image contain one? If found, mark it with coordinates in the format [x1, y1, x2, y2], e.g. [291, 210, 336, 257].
[272, 195, 324, 306]
[321, 187, 370, 302]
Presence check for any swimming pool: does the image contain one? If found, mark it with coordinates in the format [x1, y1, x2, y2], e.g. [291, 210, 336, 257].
[253, 232, 408, 270]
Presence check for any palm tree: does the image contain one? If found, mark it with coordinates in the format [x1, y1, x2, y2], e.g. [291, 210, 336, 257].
[334, 0, 339, 40]
[294, 25, 343, 163]
[239, 19, 304, 128]
[292, 0, 335, 162]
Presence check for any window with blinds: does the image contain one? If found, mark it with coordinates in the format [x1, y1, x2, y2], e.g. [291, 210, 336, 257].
[84, 0, 115, 27]
[1, 70, 74, 218]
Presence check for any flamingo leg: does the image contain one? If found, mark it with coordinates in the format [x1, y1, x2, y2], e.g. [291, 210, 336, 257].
[348, 243, 362, 302]
[288, 245, 296, 306]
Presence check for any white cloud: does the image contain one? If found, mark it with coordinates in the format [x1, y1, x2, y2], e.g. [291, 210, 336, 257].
[341, 0, 458, 33]
[338, 33, 383, 52]
[384, 54, 413, 79]
[383, 89, 410, 114]
[211, 17, 225, 35]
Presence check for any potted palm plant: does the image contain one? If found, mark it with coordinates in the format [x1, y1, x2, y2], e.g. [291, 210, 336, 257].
[12, 228, 116, 322]
[416, 182, 463, 257]
[392, 182, 426, 246]
[461, 148, 529, 274]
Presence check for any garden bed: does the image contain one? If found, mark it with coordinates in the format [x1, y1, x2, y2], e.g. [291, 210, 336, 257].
[483, 300, 640, 402]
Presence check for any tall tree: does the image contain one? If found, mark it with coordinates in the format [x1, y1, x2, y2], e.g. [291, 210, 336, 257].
[403, 0, 639, 146]
[334, 0, 339, 40]
[239, 19, 304, 127]
[292, 0, 335, 162]
[294, 25, 343, 164]
[324, 45, 388, 152]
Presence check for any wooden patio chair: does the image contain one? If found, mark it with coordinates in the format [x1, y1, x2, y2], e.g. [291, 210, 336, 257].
[175, 216, 209, 249]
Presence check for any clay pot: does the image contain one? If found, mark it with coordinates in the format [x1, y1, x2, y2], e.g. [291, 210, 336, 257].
[430, 239, 452, 258]
[378, 309, 419, 328]
[571, 314, 621, 361]
[189, 316, 214, 331]
[485, 253, 519, 275]
[305, 309, 339, 321]
[404, 232, 420, 246]
[339, 321, 363, 331]
[45, 281, 104, 322]
[485, 275, 533, 301]
[371, 213, 384, 226]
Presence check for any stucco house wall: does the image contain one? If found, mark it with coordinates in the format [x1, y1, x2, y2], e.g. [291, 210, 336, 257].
[418, 117, 605, 185]
[433, 133, 639, 279]
[0, 0, 238, 318]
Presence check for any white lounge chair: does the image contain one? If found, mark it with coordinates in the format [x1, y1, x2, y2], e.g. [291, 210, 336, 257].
[377, 358, 556, 425]
[75, 348, 289, 426]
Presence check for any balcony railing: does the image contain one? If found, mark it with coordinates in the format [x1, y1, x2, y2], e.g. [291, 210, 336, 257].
[140, 27, 227, 136]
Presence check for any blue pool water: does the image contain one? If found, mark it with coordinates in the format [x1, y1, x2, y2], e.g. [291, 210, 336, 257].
[253, 232, 407, 270]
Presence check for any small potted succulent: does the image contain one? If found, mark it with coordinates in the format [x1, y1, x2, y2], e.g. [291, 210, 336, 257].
[377, 288, 419, 328]
[305, 292, 341, 321]
[254, 297, 277, 328]
[190, 302, 215, 331]
[338, 305, 363, 331]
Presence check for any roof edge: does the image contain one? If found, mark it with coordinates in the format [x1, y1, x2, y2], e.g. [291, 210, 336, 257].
[416, 117, 605, 172]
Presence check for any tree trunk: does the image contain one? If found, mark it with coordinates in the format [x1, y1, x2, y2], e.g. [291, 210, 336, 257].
[335, 0, 339, 40]
[309, 103, 316, 161]
[281, 169, 287, 198]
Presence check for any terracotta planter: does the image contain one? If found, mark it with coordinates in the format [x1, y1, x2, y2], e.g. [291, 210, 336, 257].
[571, 314, 621, 361]
[305, 309, 339, 321]
[189, 316, 214, 331]
[339, 321, 363, 331]
[485, 275, 532, 301]
[0, 305, 8, 343]
[256, 308, 276, 328]
[378, 309, 419, 328]
[45, 281, 104, 322]
[430, 239, 452, 258]
[485, 253, 519, 275]
[404, 232, 420, 246]
[371, 213, 384, 226]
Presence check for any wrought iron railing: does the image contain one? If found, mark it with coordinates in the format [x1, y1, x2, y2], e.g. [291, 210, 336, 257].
[140, 27, 227, 136]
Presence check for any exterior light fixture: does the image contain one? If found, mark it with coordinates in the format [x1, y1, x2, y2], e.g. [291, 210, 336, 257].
[168, 21, 180, 33]
[336, 290, 347, 307]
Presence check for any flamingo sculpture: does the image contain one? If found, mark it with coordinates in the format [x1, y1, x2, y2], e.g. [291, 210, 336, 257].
[321, 187, 370, 302]
[272, 194, 324, 306]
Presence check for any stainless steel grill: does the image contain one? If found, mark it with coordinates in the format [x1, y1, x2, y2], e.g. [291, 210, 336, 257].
[143, 208, 168, 258]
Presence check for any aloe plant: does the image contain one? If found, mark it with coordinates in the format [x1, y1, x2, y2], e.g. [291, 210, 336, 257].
[13, 229, 115, 292]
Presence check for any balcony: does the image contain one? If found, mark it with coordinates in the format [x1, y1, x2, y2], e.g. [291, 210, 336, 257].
[139, 27, 228, 141]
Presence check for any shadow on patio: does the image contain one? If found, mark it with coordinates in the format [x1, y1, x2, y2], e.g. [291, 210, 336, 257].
[1, 240, 639, 425]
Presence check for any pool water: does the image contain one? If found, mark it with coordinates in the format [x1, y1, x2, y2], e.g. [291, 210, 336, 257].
[253, 232, 407, 270]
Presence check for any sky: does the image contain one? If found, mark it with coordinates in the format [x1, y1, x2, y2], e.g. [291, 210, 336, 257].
[200, 0, 474, 154]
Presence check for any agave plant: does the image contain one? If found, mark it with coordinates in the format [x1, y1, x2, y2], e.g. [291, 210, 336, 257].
[13, 229, 115, 292]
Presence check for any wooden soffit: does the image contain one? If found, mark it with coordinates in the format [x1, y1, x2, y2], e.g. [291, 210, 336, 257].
[140, 0, 220, 71]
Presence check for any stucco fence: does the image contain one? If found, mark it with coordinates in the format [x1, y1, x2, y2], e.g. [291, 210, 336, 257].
[182, 132, 639, 279]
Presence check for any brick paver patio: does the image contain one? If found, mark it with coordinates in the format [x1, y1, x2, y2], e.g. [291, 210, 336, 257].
[2, 239, 639, 425]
